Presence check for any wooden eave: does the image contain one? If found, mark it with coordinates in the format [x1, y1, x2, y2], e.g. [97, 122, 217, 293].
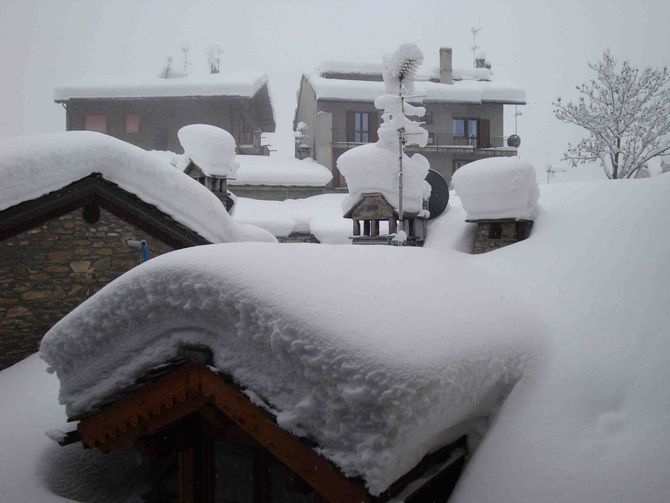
[343, 192, 398, 220]
[77, 360, 372, 503]
[0, 174, 210, 247]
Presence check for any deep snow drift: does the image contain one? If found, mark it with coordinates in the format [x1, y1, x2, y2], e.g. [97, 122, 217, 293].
[4, 171, 670, 501]
[427, 175, 670, 503]
[41, 244, 539, 495]
[0, 131, 274, 243]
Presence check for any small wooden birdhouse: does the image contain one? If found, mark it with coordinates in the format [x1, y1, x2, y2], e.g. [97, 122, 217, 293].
[469, 218, 533, 254]
[343, 192, 427, 246]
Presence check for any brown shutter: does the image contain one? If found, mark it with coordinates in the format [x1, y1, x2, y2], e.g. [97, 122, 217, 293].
[479, 119, 491, 148]
[368, 112, 379, 142]
[346, 111, 356, 143]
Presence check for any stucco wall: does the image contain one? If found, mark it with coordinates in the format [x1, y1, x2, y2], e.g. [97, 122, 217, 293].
[0, 207, 174, 369]
[66, 96, 252, 153]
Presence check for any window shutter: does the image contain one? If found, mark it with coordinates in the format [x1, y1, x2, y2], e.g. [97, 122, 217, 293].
[479, 119, 491, 148]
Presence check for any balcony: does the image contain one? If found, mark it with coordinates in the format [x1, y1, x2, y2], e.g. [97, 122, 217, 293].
[331, 129, 516, 152]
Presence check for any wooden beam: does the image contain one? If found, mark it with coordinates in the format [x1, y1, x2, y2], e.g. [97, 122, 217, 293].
[78, 362, 371, 503]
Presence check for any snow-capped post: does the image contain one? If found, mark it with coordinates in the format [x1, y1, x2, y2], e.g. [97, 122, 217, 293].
[338, 43, 431, 246]
[384, 44, 424, 239]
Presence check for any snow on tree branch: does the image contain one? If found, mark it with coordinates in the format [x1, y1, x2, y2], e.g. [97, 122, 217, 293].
[554, 49, 670, 179]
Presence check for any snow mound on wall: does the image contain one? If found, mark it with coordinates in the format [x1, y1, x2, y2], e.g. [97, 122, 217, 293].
[231, 155, 332, 187]
[232, 194, 352, 243]
[453, 157, 539, 220]
[338, 142, 430, 215]
[0, 132, 275, 243]
[178, 124, 239, 177]
[40, 243, 541, 495]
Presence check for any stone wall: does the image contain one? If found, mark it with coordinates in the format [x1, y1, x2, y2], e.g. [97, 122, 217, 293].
[0, 207, 174, 369]
[472, 221, 533, 254]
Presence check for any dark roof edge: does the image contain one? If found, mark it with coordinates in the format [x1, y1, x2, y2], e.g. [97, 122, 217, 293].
[0, 174, 210, 247]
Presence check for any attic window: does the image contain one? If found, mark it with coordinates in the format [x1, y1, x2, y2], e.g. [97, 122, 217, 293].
[84, 114, 106, 133]
[125, 114, 140, 133]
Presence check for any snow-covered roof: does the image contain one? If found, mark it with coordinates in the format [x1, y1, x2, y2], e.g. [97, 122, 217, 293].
[54, 71, 269, 101]
[306, 63, 525, 104]
[0, 132, 275, 243]
[231, 155, 332, 187]
[319, 60, 493, 82]
[40, 243, 538, 495]
[232, 194, 351, 242]
[4, 174, 670, 502]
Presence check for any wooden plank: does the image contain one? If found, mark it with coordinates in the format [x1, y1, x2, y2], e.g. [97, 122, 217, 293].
[200, 369, 371, 503]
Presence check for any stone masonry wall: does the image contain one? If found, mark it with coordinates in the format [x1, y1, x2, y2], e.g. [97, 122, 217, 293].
[0, 207, 174, 369]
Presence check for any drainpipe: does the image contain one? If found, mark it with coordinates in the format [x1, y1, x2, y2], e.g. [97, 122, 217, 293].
[126, 239, 150, 262]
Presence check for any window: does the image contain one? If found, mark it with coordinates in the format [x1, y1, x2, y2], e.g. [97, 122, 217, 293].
[84, 114, 106, 133]
[452, 118, 478, 139]
[125, 114, 140, 133]
[424, 111, 433, 125]
[355, 112, 369, 142]
[154, 128, 168, 150]
[346, 111, 378, 144]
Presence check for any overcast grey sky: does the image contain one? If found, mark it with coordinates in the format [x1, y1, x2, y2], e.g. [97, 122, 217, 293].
[1, 0, 669, 180]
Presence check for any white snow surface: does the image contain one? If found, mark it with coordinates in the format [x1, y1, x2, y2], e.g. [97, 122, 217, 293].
[230, 155, 332, 187]
[319, 61, 493, 82]
[5, 173, 670, 501]
[232, 194, 352, 242]
[306, 68, 525, 104]
[54, 71, 268, 100]
[453, 157, 540, 221]
[338, 142, 431, 215]
[425, 175, 670, 503]
[178, 124, 239, 177]
[40, 243, 539, 495]
[0, 132, 275, 243]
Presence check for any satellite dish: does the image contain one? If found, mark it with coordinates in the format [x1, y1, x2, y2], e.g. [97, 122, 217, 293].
[425, 169, 449, 219]
[507, 134, 521, 148]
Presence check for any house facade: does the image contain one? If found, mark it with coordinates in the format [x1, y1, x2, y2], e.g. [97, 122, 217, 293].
[294, 48, 526, 188]
[0, 174, 210, 370]
[55, 72, 275, 155]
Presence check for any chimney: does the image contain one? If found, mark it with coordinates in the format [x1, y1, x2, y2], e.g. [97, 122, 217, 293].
[439, 47, 453, 84]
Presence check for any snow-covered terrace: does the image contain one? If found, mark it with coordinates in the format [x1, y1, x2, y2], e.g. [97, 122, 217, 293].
[307, 61, 526, 104]
[54, 71, 269, 101]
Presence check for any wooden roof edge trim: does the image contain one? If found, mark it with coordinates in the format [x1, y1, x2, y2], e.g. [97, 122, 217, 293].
[77, 361, 372, 503]
[0, 174, 211, 247]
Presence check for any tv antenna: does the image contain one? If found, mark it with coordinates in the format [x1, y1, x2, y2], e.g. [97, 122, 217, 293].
[470, 26, 482, 67]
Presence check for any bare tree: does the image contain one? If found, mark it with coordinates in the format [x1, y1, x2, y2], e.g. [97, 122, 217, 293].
[554, 50, 670, 179]
[207, 45, 223, 74]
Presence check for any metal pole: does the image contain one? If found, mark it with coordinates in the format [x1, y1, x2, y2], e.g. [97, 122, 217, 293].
[398, 81, 404, 237]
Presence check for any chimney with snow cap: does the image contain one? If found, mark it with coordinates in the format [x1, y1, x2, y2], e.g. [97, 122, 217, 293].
[439, 47, 453, 84]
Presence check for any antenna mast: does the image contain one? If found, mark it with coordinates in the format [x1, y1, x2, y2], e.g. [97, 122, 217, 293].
[470, 26, 482, 67]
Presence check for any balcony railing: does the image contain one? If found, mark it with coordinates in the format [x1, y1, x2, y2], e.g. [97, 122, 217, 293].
[331, 129, 514, 150]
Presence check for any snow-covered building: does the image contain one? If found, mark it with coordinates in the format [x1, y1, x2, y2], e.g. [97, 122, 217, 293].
[54, 71, 276, 155]
[293, 47, 526, 188]
[0, 132, 274, 369]
[2, 174, 670, 502]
